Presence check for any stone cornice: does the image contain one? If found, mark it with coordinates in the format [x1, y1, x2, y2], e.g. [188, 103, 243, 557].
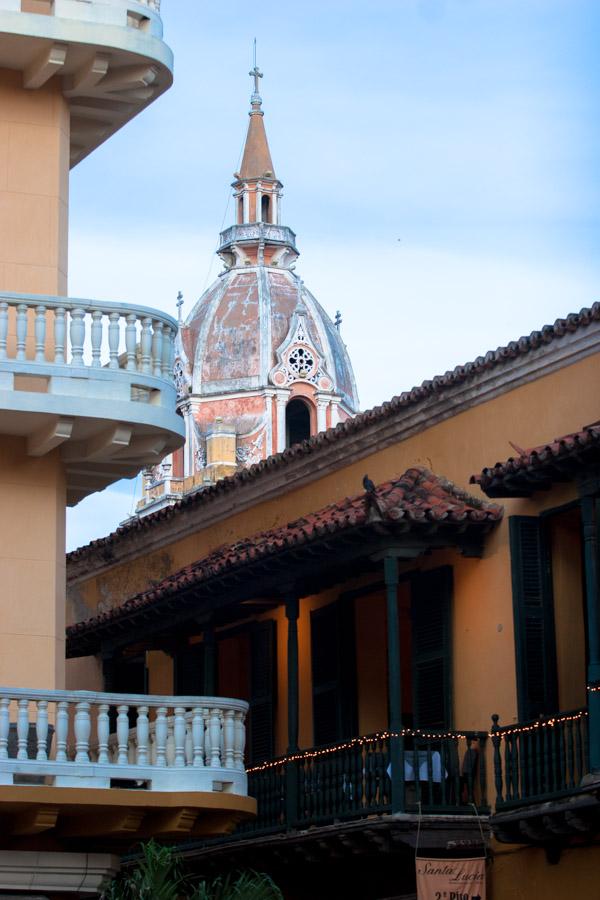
[67, 315, 600, 585]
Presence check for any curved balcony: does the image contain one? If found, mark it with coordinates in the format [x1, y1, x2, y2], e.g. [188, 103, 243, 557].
[0, 687, 254, 843]
[0, 291, 185, 504]
[0, 0, 172, 165]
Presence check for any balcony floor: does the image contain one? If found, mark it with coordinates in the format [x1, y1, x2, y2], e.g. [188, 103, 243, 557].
[0, 783, 256, 849]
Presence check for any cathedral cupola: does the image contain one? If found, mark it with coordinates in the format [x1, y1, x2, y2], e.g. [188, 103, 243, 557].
[138, 68, 359, 514]
[218, 66, 299, 271]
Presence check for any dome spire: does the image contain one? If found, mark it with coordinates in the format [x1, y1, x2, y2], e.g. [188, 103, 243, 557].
[239, 47, 275, 181]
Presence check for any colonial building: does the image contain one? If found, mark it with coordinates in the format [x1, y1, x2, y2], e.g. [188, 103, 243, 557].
[0, 2, 253, 894]
[138, 69, 359, 515]
[67, 300, 600, 899]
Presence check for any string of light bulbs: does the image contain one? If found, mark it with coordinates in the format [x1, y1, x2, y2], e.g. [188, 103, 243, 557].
[246, 709, 590, 775]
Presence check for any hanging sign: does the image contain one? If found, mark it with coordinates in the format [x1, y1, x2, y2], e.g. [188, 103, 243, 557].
[415, 857, 486, 900]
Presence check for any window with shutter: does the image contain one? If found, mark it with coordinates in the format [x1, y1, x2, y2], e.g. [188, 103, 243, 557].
[311, 599, 357, 746]
[174, 642, 204, 696]
[249, 620, 277, 764]
[411, 567, 452, 730]
[509, 516, 558, 720]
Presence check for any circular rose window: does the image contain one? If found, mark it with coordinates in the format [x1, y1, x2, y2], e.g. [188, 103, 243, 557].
[288, 346, 315, 379]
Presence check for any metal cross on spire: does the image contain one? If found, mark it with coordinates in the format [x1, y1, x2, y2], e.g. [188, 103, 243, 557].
[249, 38, 262, 95]
[176, 290, 184, 324]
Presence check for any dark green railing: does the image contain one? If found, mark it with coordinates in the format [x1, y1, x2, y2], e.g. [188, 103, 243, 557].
[237, 729, 488, 837]
[491, 708, 589, 809]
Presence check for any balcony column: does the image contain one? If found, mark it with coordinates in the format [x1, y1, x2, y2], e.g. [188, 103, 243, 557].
[581, 493, 600, 771]
[384, 554, 405, 813]
[285, 593, 300, 827]
[203, 625, 218, 697]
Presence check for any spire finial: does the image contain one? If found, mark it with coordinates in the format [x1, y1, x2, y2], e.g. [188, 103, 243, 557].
[176, 290, 184, 324]
[249, 38, 263, 107]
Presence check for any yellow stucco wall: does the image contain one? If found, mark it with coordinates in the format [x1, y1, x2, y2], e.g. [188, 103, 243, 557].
[490, 841, 600, 899]
[0, 68, 69, 296]
[67, 351, 600, 734]
[0, 435, 66, 689]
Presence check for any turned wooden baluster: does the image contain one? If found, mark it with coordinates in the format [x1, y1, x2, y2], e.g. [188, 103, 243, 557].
[70, 308, 85, 366]
[55, 701, 69, 762]
[74, 701, 91, 763]
[223, 709, 235, 769]
[140, 317, 153, 375]
[16, 304, 28, 361]
[107, 312, 120, 369]
[17, 699, 29, 760]
[97, 703, 110, 764]
[116, 705, 129, 765]
[90, 310, 103, 367]
[192, 707, 204, 768]
[0, 302, 8, 360]
[125, 313, 137, 371]
[0, 698, 10, 759]
[36, 700, 49, 761]
[209, 709, 222, 768]
[54, 307, 66, 364]
[155, 707, 168, 767]
[174, 707, 186, 768]
[34, 306, 46, 363]
[152, 320, 163, 377]
[136, 705, 150, 765]
[163, 326, 175, 380]
[234, 710, 246, 770]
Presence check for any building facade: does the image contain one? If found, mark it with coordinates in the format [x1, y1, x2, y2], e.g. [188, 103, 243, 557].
[0, 2, 254, 893]
[138, 70, 359, 516]
[67, 302, 600, 899]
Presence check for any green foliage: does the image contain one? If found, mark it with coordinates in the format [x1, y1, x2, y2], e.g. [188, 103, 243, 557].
[189, 870, 283, 900]
[100, 840, 283, 900]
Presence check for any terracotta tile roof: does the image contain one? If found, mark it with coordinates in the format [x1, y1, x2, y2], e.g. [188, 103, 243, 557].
[470, 424, 600, 498]
[68, 303, 600, 564]
[66, 467, 502, 649]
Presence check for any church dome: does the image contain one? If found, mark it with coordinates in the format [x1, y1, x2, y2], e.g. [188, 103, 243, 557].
[181, 267, 358, 413]
[138, 68, 360, 515]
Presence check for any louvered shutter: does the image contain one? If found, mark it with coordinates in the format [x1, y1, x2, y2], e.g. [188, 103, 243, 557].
[311, 604, 339, 746]
[175, 643, 204, 696]
[509, 516, 558, 720]
[249, 620, 276, 764]
[411, 567, 452, 730]
[311, 599, 357, 746]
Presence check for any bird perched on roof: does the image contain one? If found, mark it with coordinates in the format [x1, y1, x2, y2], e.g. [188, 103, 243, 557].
[363, 474, 376, 493]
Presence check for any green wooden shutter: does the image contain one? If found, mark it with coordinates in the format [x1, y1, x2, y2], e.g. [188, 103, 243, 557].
[411, 567, 453, 730]
[509, 516, 558, 720]
[249, 620, 277, 764]
[175, 643, 204, 696]
[311, 599, 357, 746]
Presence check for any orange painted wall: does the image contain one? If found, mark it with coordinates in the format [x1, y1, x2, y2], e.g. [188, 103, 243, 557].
[0, 68, 69, 296]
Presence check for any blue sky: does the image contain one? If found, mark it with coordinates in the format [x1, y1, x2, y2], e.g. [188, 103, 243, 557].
[66, 0, 600, 549]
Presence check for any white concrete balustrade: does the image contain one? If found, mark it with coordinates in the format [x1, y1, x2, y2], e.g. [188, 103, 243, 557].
[0, 688, 248, 796]
[0, 292, 176, 384]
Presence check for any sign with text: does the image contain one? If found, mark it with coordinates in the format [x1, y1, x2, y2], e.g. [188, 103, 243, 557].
[416, 857, 486, 900]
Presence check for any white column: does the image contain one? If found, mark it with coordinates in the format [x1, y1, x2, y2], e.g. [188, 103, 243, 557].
[242, 186, 249, 222]
[330, 397, 342, 427]
[316, 394, 329, 433]
[256, 184, 262, 222]
[182, 402, 195, 477]
[272, 191, 278, 225]
[275, 391, 289, 453]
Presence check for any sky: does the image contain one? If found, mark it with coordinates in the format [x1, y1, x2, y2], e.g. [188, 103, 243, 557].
[66, 0, 600, 550]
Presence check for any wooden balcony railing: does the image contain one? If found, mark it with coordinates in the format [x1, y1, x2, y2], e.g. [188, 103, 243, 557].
[237, 729, 488, 837]
[491, 708, 589, 809]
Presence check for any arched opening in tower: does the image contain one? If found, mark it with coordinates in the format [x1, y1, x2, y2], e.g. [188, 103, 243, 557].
[238, 197, 244, 223]
[261, 194, 270, 223]
[285, 398, 311, 448]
